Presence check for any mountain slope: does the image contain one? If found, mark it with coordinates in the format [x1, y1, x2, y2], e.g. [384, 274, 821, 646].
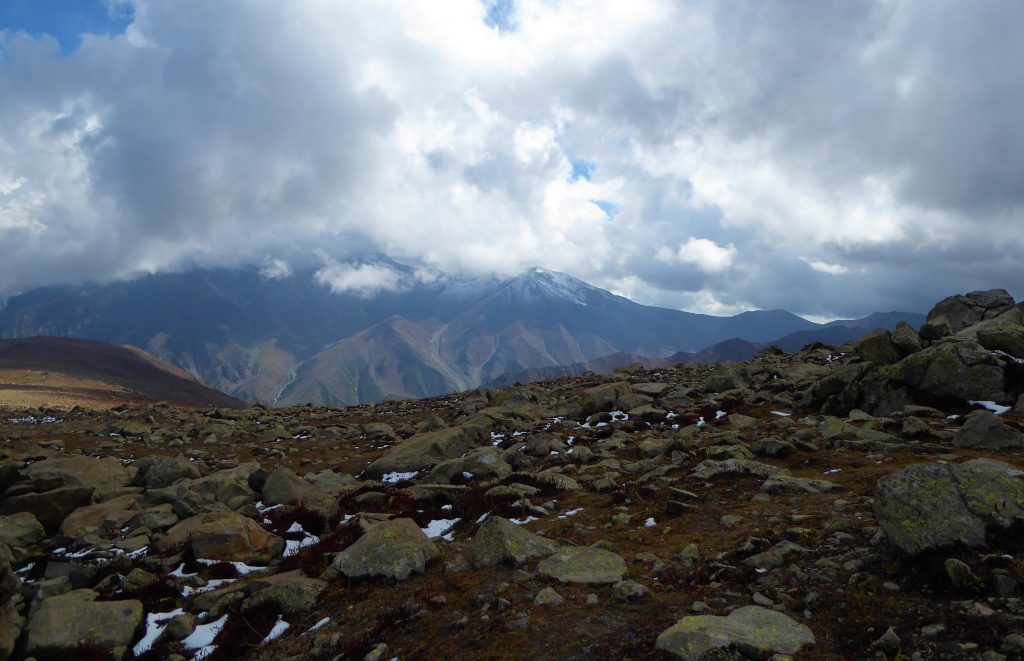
[0, 265, 919, 406]
[0, 336, 246, 408]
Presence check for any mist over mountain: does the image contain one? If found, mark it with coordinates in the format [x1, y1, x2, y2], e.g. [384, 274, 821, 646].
[0, 265, 922, 406]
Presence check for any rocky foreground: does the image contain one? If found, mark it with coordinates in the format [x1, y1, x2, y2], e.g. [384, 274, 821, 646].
[2, 289, 1024, 660]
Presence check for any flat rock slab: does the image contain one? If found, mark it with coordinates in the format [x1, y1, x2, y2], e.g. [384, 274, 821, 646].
[953, 410, 1024, 449]
[155, 510, 284, 564]
[322, 517, 439, 581]
[656, 605, 815, 659]
[24, 589, 142, 656]
[537, 546, 628, 584]
[874, 459, 1024, 555]
[469, 515, 559, 568]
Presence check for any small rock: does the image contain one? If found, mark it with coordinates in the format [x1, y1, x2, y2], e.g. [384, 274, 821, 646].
[612, 580, 649, 602]
[533, 587, 565, 606]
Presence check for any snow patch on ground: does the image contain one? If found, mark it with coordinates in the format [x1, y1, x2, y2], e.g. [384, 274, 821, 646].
[421, 518, 461, 540]
[969, 400, 1011, 415]
[133, 608, 186, 656]
[381, 471, 419, 483]
[261, 616, 290, 645]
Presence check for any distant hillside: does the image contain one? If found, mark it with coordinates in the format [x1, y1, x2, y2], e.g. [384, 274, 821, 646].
[0, 336, 247, 409]
[487, 312, 924, 387]
[0, 264, 923, 406]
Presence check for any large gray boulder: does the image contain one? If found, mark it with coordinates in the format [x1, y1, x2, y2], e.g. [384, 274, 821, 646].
[144, 461, 260, 517]
[261, 467, 339, 518]
[468, 516, 559, 568]
[855, 328, 903, 365]
[920, 289, 1015, 340]
[656, 605, 815, 659]
[24, 455, 130, 501]
[364, 425, 488, 477]
[130, 455, 200, 488]
[24, 590, 143, 656]
[322, 518, 438, 581]
[953, 410, 1024, 449]
[537, 546, 628, 584]
[0, 512, 46, 550]
[155, 510, 284, 563]
[874, 459, 1024, 555]
[1, 486, 94, 534]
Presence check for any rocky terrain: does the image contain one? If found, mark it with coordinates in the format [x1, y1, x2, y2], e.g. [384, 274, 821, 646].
[1, 288, 1023, 660]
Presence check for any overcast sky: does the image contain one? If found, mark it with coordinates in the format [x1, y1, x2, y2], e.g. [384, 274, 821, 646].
[1, 0, 1022, 319]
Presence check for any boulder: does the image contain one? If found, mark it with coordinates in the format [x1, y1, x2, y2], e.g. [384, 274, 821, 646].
[874, 459, 1024, 555]
[303, 470, 357, 497]
[761, 472, 837, 494]
[261, 467, 339, 518]
[322, 518, 438, 581]
[468, 516, 560, 568]
[424, 447, 511, 484]
[579, 381, 634, 414]
[920, 289, 1015, 340]
[23, 590, 143, 656]
[975, 320, 1024, 358]
[155, 510, 284, 563]
[690, 459, 782, 480]
[891, 320, 924, 355]
[953, 410, 1024, 449]
[0, 512, 46, 550]
[24, 456, 129, 501]
[537, 546, 628, 584]
[0, 602, 22, 661]
[855, 328, 903, 365]
[131, 455, 200, 488]
[240, 570, 328, 615]
[1, 486, 94, 534]
[144, 461, 260, 518]
[656, 605, 815, 659]
[60, 494, 140, 538]
[364, 426, 488, 477]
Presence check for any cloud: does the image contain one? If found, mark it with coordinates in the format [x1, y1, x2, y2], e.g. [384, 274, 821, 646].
[259, 258, 292, 280]
[801, 258, 849, 276]
[0, 0, 1023, 317]
[658, 237, 736, 273]
[314, 261, 403, 297]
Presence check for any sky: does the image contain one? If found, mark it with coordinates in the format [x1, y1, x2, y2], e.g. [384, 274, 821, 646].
[1, 0, 1023, 319]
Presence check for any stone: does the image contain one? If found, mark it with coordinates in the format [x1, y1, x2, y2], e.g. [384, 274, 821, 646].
[690, 459, 782, 480]
[145, 461, 260, 518]
[871, 626, 902, 652]
[261, 467, 339, 518]
[533, 587, 565, 606]
[468, 516, 559, 568]
[240, 570, 328, 615]
[0, 512, 46, 549]
[1, 486, 94, 534]
[874, 459, 1024, 555]
[24, 455, 130, 501]
[976, 322, 1024, 358]
[537, 546, 628, 584]
[891, 321, 924, 355]
[944, 558, 980, 588]
[612, 579, 649, 602]
[155, 510, 284, 563]
[579, 381, 633, 415]
[656, 605, 815, 659]
[130, 455, 200, 488]
[322, 518, 439, 581]
[24, 589, 143, 656]
[122, 567, 159, 593]
[743, 541, 811, 571]
[364, 425, 488, 477]
[855, 328, 903, 365]
[0, 602, 23, 661]
[762, 472, 837, 494]
[751, 437, 794, 459]
[920, 289, 1015, 340]
[60, 494, 139, 538]
[953, 411, 1024, 449]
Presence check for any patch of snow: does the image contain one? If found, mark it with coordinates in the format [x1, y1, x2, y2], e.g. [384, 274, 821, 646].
[715, 410, 727, 420]
[509, 516, 538, 525]
[512, 431, 528, 437]
[462, 471, 474, 480]
[304, 617, 331, 635]
[6, 415, 62, 425]
[947, 414, 961, 420]
[969, 400, 1011, 415]
[696, 416, 706, 428]
[380, 471, 419, 483]
[770, 411, 792, 417]
[566, 436, 575, 445]
[994, 349, 1024, 365]
[286, 522, 305, 534]
[195, 559, 268, 575]
[421, 518, 461, 540]
[133, 608, 186, 656]
[666, 412, 679, 420]
[441, 504, 453, 511]
[644, 517, 657, 528]
[339, 514, 355, 525]
[610, 410, 629, 421]
[261, 616, 290, 645]
[824, 469, 842, 475]
[169, 563, 197, 579]
[475, 513, 490, 524]
[558, 508, 583, 519]
[181, 614, 228, 650]
[284, 532, 320, 557]
[490, 432, 506, 446]
[181, 578, 236, 597]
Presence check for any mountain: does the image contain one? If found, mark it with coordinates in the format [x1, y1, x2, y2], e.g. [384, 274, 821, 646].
[488, 312, 926, 387]
[0, 265, 920, 406]
[0, 336, 246, 409]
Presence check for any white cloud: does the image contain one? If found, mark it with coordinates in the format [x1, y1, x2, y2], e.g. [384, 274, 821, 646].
[801, 257, 849, 275]
[314, 262, 403, 297]
[659, 237, 736, 273]
[259, 258, 292, 280]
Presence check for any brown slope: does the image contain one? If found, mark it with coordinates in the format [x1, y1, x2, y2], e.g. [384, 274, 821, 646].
[0, 336, 247, 408]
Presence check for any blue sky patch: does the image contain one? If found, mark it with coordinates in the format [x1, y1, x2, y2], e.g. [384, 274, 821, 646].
[592, 200, 619, 219]
[570, 159, 595, 182]
[0, 0, 133, 54]
[483, 0, 515, 33]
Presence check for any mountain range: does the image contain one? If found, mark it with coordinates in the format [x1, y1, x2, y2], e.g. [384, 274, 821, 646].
[0, 265, 924, 405]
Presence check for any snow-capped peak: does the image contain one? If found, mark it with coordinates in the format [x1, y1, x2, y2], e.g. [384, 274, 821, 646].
[507, 267, 596, 306]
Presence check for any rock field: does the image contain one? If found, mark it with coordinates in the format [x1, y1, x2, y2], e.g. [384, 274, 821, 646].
[3, 289, 1024, 660]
